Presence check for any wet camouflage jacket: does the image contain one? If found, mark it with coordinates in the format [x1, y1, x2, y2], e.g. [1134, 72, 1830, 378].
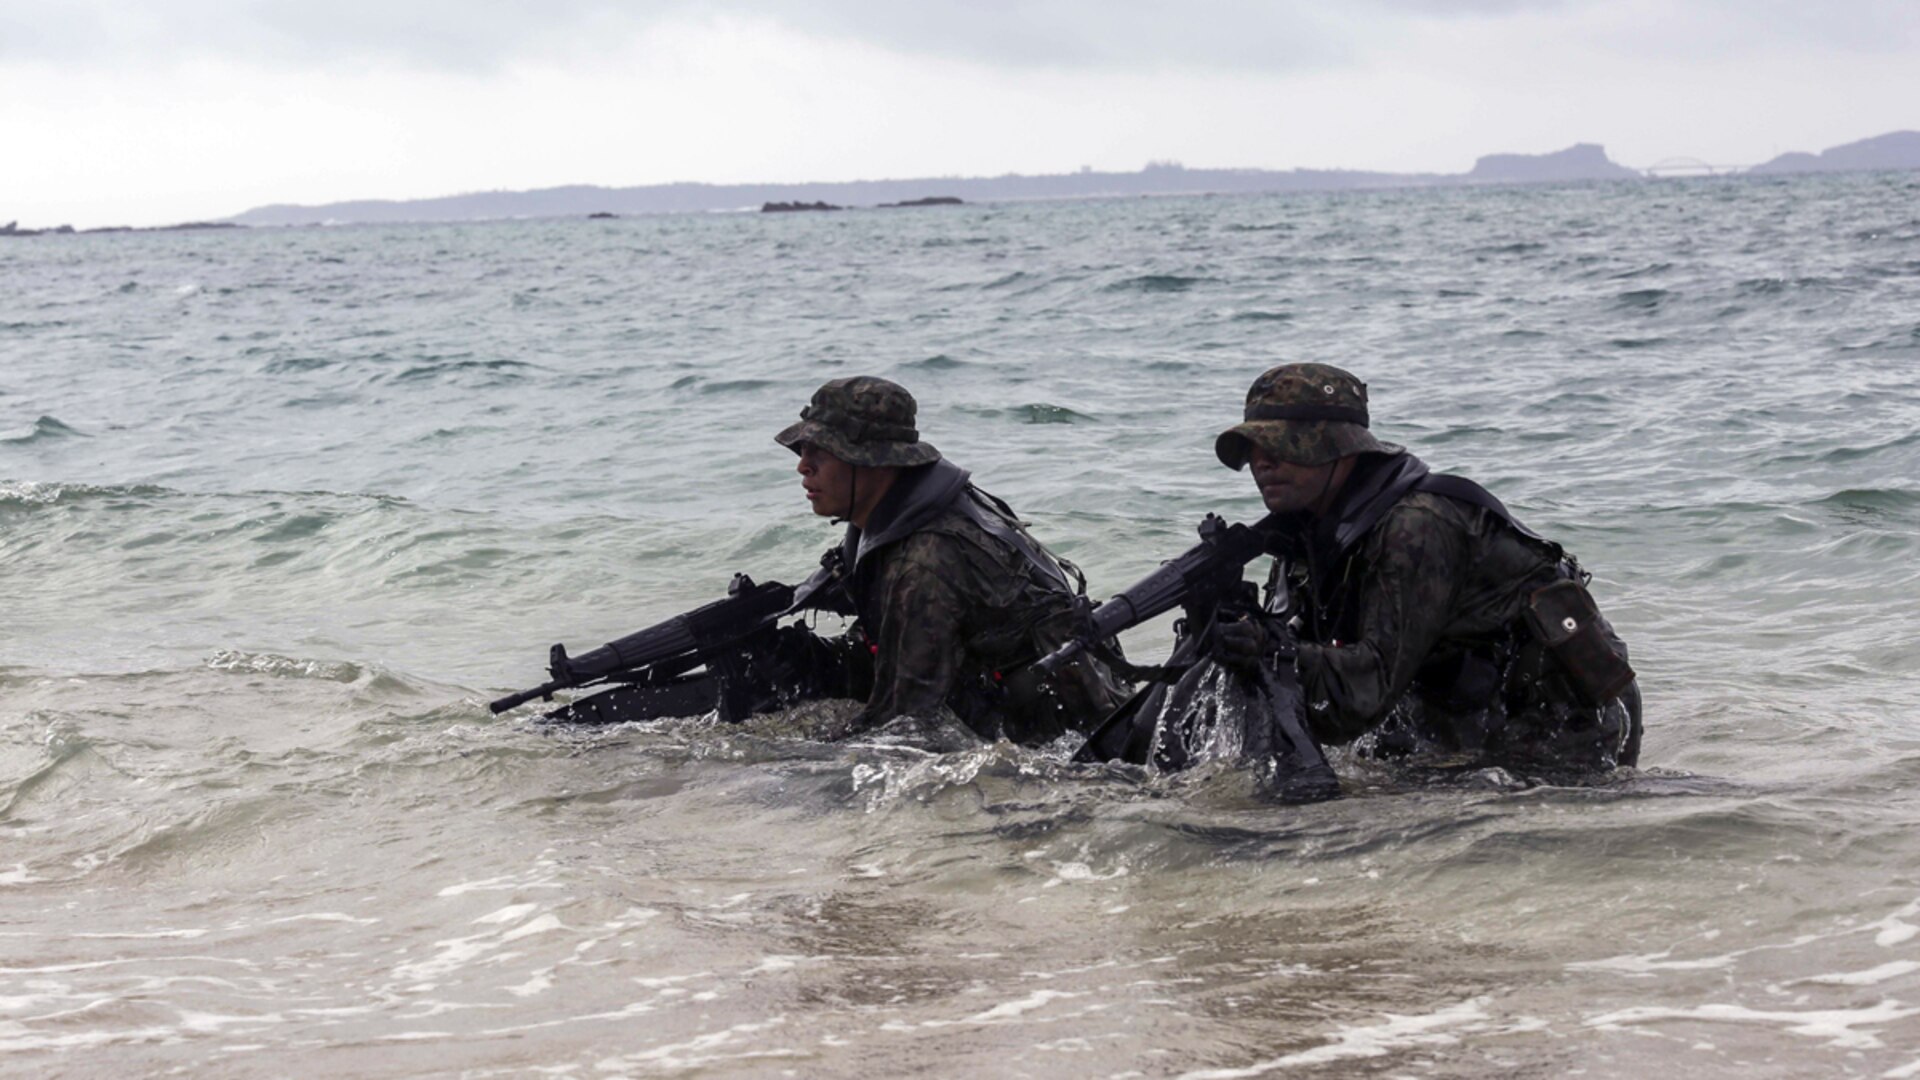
[1269, 451, 1638, 770]
[819, 460, 1128, 743]
[849, 507, 1123, 742]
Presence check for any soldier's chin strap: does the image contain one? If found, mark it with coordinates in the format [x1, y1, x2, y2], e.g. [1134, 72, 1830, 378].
[829, 464, 857, 527]
[1313, 459, 1340, 513]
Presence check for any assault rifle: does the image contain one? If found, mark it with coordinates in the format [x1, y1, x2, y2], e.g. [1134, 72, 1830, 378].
[1058, 513, 1339, 803]
[1034, 513, 1271, 678]
[490, 563, 844, 725]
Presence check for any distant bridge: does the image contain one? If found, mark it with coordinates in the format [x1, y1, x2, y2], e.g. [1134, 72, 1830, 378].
[1638, 157, 1755, 177]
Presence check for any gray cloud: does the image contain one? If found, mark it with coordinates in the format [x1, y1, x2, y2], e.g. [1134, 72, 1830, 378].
[2, 0, 1915, 73]
[1, 1, 1349, 71]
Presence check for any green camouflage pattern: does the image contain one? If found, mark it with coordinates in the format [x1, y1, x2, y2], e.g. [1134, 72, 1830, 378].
[1216, 362, 1391, 469]
[775, 376, 941, 467]
[1281, 490, 1638, 772]
[848, 504, 1129, 743]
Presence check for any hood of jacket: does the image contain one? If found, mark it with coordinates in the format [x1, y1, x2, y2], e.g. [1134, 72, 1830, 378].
[1263, 449, 1430, 567]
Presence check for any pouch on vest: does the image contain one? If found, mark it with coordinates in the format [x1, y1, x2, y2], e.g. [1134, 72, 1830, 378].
[1522, 579, 1635, 706]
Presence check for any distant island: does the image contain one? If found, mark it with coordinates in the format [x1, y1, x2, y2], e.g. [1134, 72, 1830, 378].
[759, 195, 962, 212]
[7, 131, 1919, 233]
[1466, 143, 1641, 183]
[761, 200, 844, 213]
[1749, 131, 1920, 175]
[1, 219, 239, 238]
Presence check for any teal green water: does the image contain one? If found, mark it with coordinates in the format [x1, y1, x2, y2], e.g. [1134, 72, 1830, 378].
[4, 174, 1920, 1076]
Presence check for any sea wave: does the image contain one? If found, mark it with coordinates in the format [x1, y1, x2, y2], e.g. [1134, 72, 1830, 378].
[0, 416, 87, 444]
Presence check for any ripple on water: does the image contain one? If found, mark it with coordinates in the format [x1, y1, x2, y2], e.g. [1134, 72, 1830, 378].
[1613, 288, 1674, 310]
[697, 378, 777, 394]
[953, 402, 1095, 424]
[1806, 487, 1920, 518]
[896, 354, 971, 371]
[1105, 274, 1214, 293]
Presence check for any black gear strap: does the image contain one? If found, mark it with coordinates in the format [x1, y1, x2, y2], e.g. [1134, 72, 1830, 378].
[1415, 473, 1551, 546]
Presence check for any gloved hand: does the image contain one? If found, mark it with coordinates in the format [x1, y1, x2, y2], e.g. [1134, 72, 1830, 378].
[1211, 614, 1269, 674]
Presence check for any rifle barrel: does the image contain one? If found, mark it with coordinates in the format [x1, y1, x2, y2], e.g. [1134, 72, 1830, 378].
[489, 680, 564, 714]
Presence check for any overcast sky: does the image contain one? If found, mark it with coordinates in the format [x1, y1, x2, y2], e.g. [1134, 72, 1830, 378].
[3, 0, 1917, 227]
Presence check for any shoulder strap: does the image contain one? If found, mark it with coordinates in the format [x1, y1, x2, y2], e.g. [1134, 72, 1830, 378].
[954, 486, 1082, 596]
[1414, 473, 1556, 549]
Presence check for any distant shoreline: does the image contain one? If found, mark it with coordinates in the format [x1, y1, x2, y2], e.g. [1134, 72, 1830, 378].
[213, 132, 1920, 229]
[7, 131, 1917, 234]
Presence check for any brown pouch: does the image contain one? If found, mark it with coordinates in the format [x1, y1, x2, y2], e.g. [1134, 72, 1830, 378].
[1522, 579, 1636, 706]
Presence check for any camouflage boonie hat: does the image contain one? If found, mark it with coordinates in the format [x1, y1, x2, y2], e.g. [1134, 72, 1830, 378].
[775, 376, 941, 468]
[1215, 362, 1390, 469]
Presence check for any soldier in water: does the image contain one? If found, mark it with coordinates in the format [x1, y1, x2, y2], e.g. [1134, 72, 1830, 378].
[772, 375, 1128, 743]
[1210, 363, 1643, 772]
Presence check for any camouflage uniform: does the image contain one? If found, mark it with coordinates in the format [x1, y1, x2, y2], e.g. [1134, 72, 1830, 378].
[777, 377, 1128, 743]
[1217, 364, 1643, 772]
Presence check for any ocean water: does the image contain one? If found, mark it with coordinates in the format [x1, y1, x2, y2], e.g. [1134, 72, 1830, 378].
[4, 173, 1920, 1077]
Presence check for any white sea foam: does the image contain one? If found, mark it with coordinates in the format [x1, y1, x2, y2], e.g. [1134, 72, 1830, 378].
[1567, 950, 1737, 975]
[1572, 894, 1920, 979]
[0, 955, 254, 975]
[0, 1024, 183, 1054]
[69, 928, 209, 940]
[0, 480, 60, 503]
[437, 871, 566, 897]
[391, 908, 564, 983]
[1174, 999, 1492, 1078]
[965, 989, 1079, 1022]
[502, 914, 566, 941]
[1801, 961, 1920, 986]
[631, 973, 711, 989]
[0, 864, 40, 885]
[744, 955, 806, 975]
[1586, 999, 1920, 1050]
[592, 1017, 799, 1072]
[508, 970, 555, 997]
[1044, 860, 1128, 885]
[1877, 920, 1919, 947]
[255, 912, 380, 926]
[474, 903, 541, 925]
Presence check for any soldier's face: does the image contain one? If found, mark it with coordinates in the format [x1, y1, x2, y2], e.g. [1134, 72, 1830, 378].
[1249, 446, 1339, 514]
[796, 443, 855, 518]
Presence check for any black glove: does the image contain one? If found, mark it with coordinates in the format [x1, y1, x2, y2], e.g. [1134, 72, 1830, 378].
[1211, 614, 1269, 674]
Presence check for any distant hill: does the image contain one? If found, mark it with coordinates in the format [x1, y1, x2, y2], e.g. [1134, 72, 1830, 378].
[224, 145, 1641, 227]
[1750, 131, 1920, 175]
[1467, 143, 1641, 183]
